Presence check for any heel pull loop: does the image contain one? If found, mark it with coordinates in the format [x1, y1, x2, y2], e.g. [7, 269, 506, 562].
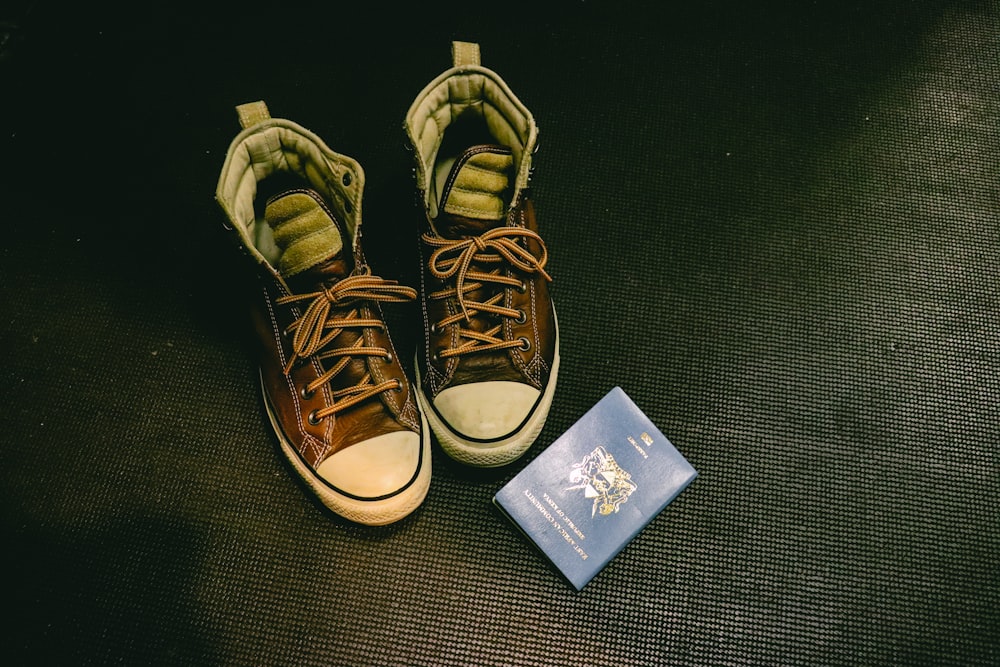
[235, 100, 271, 129]
[451, 41, 480, 67]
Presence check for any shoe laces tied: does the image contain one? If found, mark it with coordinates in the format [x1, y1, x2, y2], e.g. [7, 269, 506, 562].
[424, 227, 551, 359]
[277, 272, 417, 419]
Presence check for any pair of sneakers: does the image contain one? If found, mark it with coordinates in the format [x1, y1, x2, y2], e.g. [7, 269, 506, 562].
[214, 42, 559, 526]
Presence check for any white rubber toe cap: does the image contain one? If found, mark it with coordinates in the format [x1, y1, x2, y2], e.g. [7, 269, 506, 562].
[433, 381, 540, 440]
[315, 431, 422, 499]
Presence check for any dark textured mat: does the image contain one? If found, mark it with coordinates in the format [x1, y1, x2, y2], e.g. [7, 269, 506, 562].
[2, 2, 998, 665]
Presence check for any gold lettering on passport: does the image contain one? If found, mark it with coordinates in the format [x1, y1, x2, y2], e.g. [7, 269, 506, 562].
[525, 489, 589, 560]
[543, 492, 586, 541]
[627, 435, 648, 459]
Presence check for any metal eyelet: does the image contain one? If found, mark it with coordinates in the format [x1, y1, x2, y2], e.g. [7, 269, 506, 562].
[342, 172, 352, 187]
[383, 352, 393, 364]
[517, 337, 531, 351]
[432, 350, 442, 363]
[516, 281, 527, 294]
[394, 380, 403, 393]
[514, 309, 527, 324]
[429, 323, 439, 335]
[307, 410, 322, 425]
[300, 386, 314, 400]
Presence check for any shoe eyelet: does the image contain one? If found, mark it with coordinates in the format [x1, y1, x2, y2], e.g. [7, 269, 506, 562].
[517, 337, 531, 352]
[300, 386, 314, 400]
[514, 309, 527, 324]
[383, 352, 393, 364]
[432, 350, 442, 363]
[394, 380, 403, 393]
[429, 323, 439, 335]
[307, 409, 322, 426]
[342, 172, 352, 187]
[517, 281, 527, 294]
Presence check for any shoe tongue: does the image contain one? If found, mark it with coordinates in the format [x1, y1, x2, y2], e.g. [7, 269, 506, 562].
[263, 189, 352, 288]
[435, 144, 514, 238]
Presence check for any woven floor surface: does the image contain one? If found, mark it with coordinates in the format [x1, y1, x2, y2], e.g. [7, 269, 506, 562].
[2, 1, 998, 665]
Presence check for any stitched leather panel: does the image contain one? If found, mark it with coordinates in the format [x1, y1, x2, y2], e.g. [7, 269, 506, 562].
[419, 196, 555, 399]
[252, 268, 418, 469]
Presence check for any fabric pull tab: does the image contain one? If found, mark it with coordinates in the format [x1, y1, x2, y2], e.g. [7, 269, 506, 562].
[235, 100, 271, 129]
[452, 41, 481, 67]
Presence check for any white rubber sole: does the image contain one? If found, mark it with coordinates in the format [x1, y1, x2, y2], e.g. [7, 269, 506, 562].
[261, 374, 432, 526]
[416, 329, 560, 468]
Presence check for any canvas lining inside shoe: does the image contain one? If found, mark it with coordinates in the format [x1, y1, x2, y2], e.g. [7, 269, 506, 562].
[406, 66, 537, 218]
[217, 120, 363, 269]
[437, 145, 514, 220]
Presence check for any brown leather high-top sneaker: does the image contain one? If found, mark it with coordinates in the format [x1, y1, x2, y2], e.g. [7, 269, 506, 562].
[404, 42, 559, 467]
[216, 101, 430, 525]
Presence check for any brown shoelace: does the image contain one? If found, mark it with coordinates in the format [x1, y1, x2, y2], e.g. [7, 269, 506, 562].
[423, 227, 551, 360]
[277, 272, 417, 421]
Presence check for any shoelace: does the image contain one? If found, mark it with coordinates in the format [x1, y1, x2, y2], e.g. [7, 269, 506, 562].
[423, 227, 551, 360]
[276, 273, 417, 422]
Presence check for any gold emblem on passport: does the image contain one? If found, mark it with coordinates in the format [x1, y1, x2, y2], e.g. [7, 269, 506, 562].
[566, 446, 638, 517]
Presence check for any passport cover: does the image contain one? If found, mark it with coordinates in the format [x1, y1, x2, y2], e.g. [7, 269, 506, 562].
[493, 386, 698, 590]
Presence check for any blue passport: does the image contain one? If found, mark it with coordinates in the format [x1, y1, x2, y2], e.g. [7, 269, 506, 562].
[493, 386, 698, 590]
